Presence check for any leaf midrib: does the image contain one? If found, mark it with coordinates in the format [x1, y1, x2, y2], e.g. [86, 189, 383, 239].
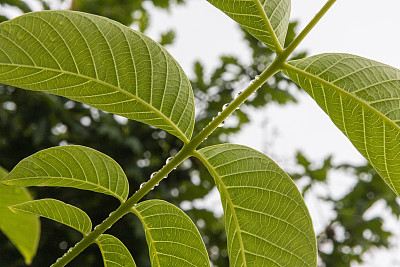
[195, 151, 247, 266]
[283, 63, 400, 134]
[252, 0, 283, 52]
[131, 207, 161, 267]
[2, 175, 124, 202]
[0, 63, 189, 143]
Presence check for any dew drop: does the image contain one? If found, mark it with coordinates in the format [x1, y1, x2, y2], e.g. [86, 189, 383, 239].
[109, 212, 114, 217]
[218, 111, 222, 116]
[150, 172, 157, 178]
[166, 157, 173, 164]
[218, 121, 225, 127]
[234, 91, 242, 99]
[155, 182, 160, 187]
[140, 182, 146, 189]
[255, 75, 260, 79]
[222, 103, 229, 110]
[3, 24, 10, 34]
[17, 32, 23, 40]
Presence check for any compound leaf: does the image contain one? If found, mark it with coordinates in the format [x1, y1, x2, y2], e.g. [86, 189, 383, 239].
[284, 53, 400, 196]
[133, 200, 210, 267]
[197, 144, 316, 267]
[0, 166, 40, 265]
[10, 198, 92, 235]
[207, 0, 290, 52]
[96, 234, 136, 267]
[1, 145, 129, 202]
[0, 10, 194, 142]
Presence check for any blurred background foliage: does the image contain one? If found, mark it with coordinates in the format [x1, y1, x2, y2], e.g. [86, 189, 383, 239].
[0, 0, 399, 266]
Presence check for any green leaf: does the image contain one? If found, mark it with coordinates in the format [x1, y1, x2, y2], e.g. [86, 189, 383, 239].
[0, 10, 195, 142]
[0, 166, 40, 265]
[207, 0, 290, 52]
[1, 145, 129, 202]
[132, 200, 210, 267]
[96, 234, 137, 267]
[10, 198, 92, 235]
[196, 144, 317, 267]
[283, 53, 400, 196]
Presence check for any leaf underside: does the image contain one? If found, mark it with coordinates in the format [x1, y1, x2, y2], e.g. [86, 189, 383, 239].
[197, 144, 317, 267]
[284, 53, 400, 196]
[133, 200, 210, 267]
[0, 167, 40, 265]
[96, 234, 137, 267]
[0, 10, 195, 141]
[207, 0, 290, 52]
[10, 198, 92, 234]
[1, 145, 129, 202]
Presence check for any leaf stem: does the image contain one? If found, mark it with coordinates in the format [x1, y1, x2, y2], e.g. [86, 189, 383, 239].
[51, 56, 283, 267]
[281, 0, 336, 60]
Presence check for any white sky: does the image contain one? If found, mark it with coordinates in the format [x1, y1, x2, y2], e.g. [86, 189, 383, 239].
[145, 1, 400, 266]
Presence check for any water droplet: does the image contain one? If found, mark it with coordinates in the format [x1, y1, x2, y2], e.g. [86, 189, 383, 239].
[140, 182, 146, 189]
[109, 212, 114, 217]
[218, 121, 225, 127]
[155, 182, 160, 187]
[218, 111, 222, 116]
[3, 24, 10, 34]
[255, 75, 260, 79]
[234, 91, 242, 99]
[222, 103, 229, 110]
[164, 174, 168, 178]
[17, 32, 23, 40]
[166, 157, 173, 164]
[49, 32, 57, 42]
[150, 172, 157, 178]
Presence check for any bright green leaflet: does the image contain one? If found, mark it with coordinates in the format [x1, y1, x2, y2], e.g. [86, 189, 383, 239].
[283, 53, 400, 196]
[10, 198, 92, 234]
[0, 166, 40, 265]
[96, 234, 137, 267]
[196, 144, 317, 267]
[207, 0, 290, 52]
[0, 10, 195, 142]
[1, 145, 129, 202]
[132, 200, 210, 267]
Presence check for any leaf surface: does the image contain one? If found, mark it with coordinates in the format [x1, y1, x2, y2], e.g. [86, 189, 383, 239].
[283, 53, 400, 196]
[1, 145, 129, 202]
[10, 198, 92, 234]
[0, 10, 194, 141]
[96, 234, 136, 267]
[207, 0, 290, 52]
[197, 144, 316, 267]
[0, 167, 40, 265]
[133, 200, 210, 267]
